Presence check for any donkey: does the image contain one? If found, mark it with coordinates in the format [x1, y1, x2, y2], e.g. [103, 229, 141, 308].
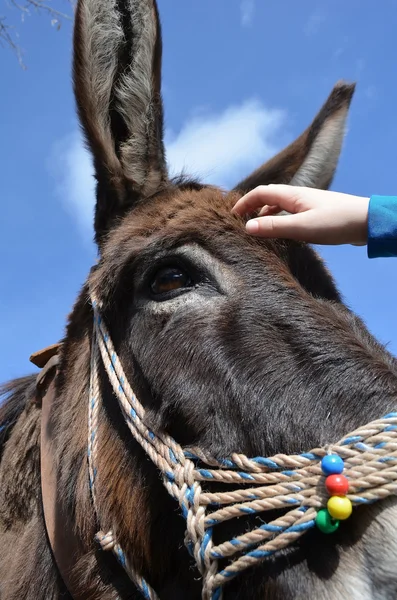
[1, 0, 397, 599]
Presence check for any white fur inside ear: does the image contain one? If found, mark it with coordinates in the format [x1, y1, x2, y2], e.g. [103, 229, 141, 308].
[80, 0, 124, 148]
[117, 0, 159, 189]
[290, 109, 347, 189]
[79, 0, 163, 194]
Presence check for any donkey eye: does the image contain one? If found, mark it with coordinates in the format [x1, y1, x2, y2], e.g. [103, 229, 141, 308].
[150, 266, 193, 296]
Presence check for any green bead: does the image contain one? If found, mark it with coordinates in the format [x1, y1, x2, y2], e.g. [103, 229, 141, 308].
[316, 509, 340, 534]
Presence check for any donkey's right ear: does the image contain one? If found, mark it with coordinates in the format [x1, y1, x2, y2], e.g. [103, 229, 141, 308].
[73, 0, 168, 244]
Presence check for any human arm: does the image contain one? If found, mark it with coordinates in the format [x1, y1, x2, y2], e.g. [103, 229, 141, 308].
[231, 185, 397, 258]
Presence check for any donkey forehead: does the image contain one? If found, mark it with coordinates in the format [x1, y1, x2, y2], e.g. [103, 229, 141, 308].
[129, 185, 242, 232]
[106, 185, 268, 255]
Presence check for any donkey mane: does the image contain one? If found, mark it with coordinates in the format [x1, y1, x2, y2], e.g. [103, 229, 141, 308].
[0, 376, 36, 460]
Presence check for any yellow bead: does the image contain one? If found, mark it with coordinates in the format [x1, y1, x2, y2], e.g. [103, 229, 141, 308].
[327, 495, 352, 520]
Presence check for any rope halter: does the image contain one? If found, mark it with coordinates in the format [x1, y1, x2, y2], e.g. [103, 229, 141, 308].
[87, 294, 397, 600]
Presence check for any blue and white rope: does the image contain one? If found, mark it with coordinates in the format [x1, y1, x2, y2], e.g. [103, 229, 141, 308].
[88, 306, 159, 600]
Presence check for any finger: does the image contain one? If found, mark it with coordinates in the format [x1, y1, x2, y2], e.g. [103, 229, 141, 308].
[245, 212, 314, 241]
[231, 185, 302, 216]
[258, 205, 284, 217]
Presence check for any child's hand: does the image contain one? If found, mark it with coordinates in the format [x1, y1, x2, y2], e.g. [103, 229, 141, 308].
[232, 185, 369, 246]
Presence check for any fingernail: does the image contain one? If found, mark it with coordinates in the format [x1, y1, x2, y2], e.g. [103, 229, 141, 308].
[246, 220, 259, 233]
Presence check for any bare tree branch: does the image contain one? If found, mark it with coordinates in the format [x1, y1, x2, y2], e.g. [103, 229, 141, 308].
[1, 0, 74, 68]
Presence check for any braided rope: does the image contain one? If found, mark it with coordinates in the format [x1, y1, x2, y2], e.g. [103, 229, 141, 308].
[87, 294, 397, 600]
[88, 306, 159, 600]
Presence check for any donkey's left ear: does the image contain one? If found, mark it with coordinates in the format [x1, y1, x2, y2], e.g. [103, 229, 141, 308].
[234, 81, 355, 193]
[73, 0, 168, 244]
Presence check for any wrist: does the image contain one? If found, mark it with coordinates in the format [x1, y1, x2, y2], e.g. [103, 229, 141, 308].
[367, 195, 397, 258]
[348, 197, 370, 246]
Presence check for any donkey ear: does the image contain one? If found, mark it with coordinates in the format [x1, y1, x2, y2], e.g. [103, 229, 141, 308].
[73, 0, 167, 243]
[234, 82, 355, 193]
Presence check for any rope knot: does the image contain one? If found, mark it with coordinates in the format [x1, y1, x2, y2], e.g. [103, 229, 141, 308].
[96, 530, 115, 552]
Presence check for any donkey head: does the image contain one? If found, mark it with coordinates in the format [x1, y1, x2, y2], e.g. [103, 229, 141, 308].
[74, 0, 353, 246]
[66, 0, 397, 597]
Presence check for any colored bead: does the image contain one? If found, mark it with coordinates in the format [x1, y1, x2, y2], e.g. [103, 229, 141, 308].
[321, 454, 344, 476]
[325, 474, 349, 496]
[315, 509, 339, 534]
[327, 496, 352, 520]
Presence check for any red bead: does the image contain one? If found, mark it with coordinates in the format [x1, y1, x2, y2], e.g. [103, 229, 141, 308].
[325, 474, 349, 496]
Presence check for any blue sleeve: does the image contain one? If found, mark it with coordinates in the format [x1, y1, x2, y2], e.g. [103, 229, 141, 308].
[367, 195, 397, 258]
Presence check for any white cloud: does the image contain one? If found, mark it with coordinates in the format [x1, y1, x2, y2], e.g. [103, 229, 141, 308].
[240, 0, 255, 27]
[355, 58, 366, 76]
[364, 85, 377, 101]
[304, 10, 326, 36]
[50, 100, 286, 238]
[48, 132, 96, 240]
[332, 36, 350, 61]
[166, 100, 285, 187]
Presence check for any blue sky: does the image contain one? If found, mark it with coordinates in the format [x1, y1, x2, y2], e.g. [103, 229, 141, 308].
[1, 0, 397, 383]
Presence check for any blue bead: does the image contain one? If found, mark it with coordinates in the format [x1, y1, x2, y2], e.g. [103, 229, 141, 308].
[321, 454, 344, 475]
